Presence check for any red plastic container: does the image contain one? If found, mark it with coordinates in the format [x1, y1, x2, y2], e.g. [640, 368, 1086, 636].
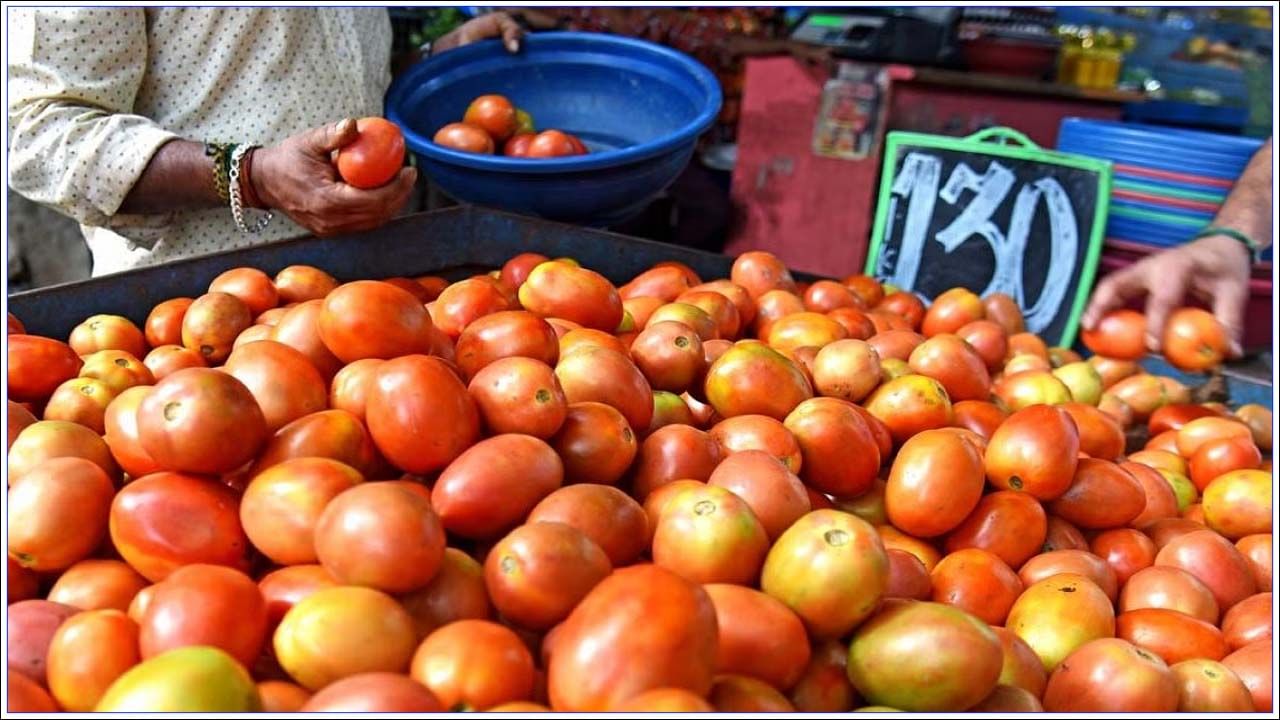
[1097, 239, 1273, 352]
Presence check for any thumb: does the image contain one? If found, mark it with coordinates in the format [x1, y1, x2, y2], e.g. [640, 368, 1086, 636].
[307, 118, 359, 154]
[1212, 281, 1250, 358]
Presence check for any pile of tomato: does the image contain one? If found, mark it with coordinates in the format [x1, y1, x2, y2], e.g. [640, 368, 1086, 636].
[434, 94, 588, 158]
[5, 248, 1273, 712]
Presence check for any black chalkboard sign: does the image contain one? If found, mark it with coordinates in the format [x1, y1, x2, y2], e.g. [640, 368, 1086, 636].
[865, 128, 1112, 347]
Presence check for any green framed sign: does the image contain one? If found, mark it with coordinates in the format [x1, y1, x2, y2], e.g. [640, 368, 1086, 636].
[865, 127, 1113, 347]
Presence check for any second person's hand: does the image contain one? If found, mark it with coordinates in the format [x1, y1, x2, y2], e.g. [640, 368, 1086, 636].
[1081, 234, 1252, 358]
[434, 11, 525, 54]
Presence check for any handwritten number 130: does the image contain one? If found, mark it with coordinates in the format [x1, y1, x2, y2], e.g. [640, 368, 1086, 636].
[883, 152, 1078, 333]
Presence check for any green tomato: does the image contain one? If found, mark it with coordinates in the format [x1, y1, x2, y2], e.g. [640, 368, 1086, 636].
[515, 108, 535, 135]
[95, 646, 260, 712]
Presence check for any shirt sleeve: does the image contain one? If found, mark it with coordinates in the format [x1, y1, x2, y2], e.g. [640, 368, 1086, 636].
[6, 8, 179, 232]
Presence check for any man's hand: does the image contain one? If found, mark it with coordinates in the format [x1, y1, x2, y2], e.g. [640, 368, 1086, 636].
[251, 119, 417, 238]
[434, 12, 524, 54]
[1081, 234, 1252, 358]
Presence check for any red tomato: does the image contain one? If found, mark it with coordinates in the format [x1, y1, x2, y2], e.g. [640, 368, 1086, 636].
[876, 291, 926, 330]
[223, 340, 327, 433]
[785, 397, 880, 499]
[1117, 608, 1228, 664]
[564, 132, 588, 155]
[314, 481, 445, 593]
[519, 262, 624, 332]
[47, 559, 149, 613]
[485, 522, 611, 630]
[1189, 437, 1262, 492]
[1082, 309, 1147, 360]
[273, 265, 339, 304]
[45, 608, 141, 712]
[886, 428, 983, 537]
[1049, 458, 1145, 529]
[504, 133, 536, 157]
[143, 345, 206, 381]
[454, 309, 558, 380]
[527, 130, 578, 158]
[410, 620, 534, 710]
[7, 334, 83, 402]
[302, 673, 443, 711]
[1042, 638, 1178, 712]
[1091, 528, 1157, 584]
[144, 298, 195, 348]
[1162, 307, 1229, 372]
[984, 404, 1080, 500]
[1155, 530, 1257, 612]
[7, 457, 115, 573]
[1222, 640, 1271, 712]
[528, 485, 649, 566]
[398, 548, 491, 640]
[632, 423, 723, 500]
[336, 117, 405, 188]
[366, 355, 479, 474]
[547, 564, 718, 711]
[431, 433, 562, 539]
[884, 548, 932, 600]
[1061, 402, 1125, 461]
[921, 287, 984, 337]
[463, 94, 517, 139]
[983, 292, 1025, 334]
[139, 564, 267, 668]
[181, 292, 252, 363]
[930, 549, 1023, 625]
[943, 490, 1046, 568]
[135, 367, 267, 475]
[434, 122, 495, 154]
[8, 420, 119, 488]
[731, 251, 797, 300]
[109, 470, 250, 581]
[1220, 592, 1271, 652]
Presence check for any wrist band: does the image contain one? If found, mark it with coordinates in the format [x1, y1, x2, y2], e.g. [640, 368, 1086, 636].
[204, 141, 236, 203]
[1194, 226, 1264, 263]
[241, 148, 265, 210]
[229, 144, 273, 234]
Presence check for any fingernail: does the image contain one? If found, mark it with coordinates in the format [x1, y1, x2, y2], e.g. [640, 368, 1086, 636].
[1230, 341, 1243, 358]
[1145, 334, 1160, 351]
[507, 39, 519, 53]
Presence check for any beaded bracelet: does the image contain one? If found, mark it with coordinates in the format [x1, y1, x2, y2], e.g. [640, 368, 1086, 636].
[229, 144, 273, 234]
[1194, 225, 1265, 264]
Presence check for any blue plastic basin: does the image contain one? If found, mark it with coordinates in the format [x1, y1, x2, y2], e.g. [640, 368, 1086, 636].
[386, 32, 722, 227]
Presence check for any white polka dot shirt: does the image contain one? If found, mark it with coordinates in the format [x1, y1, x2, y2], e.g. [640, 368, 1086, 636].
[7, 8, 392, 276]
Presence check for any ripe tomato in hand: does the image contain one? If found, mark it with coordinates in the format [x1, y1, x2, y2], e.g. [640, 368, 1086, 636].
[527, 130, 577, 158]
[434, 122, 494, 154]
[463, 94, 517, 142]
[1162, 308, 1229, 372]
[336, 117, 405, 189]
[1082, 309, 1147, 360]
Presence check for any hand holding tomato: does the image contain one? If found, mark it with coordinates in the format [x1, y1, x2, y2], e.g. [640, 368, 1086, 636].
[1082, 234, 1251, 357]
[250, 119, 417, 238]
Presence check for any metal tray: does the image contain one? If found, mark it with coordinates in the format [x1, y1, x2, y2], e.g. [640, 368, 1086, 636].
[7, 207, 743, 340]
[9, 206, 1270, 407]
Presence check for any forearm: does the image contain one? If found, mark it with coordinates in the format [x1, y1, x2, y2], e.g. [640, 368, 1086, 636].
[117, 139, 223, 214]
[1212, 138, 1273, 249]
